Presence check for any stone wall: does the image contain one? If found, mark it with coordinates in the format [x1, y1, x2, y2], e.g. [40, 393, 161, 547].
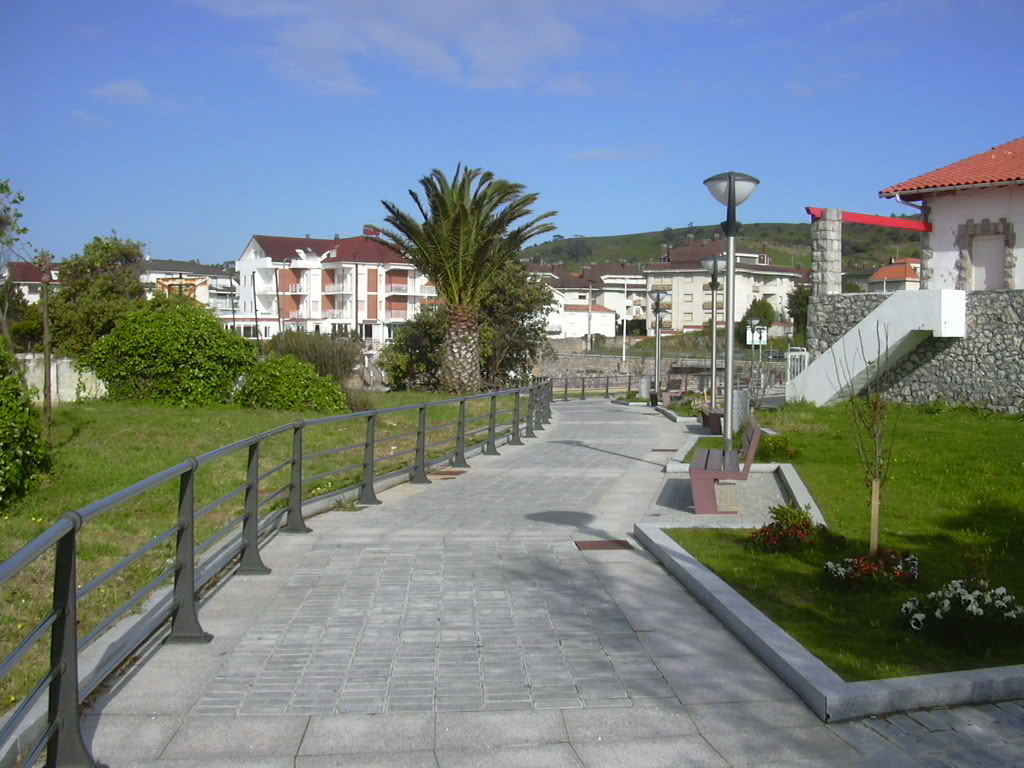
[808, 290, 1024, 411]
[16, 354, 106, 404]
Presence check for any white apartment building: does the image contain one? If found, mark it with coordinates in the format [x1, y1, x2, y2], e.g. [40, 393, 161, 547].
[645, 239, 803, 336]
[234, 231, 436, 344]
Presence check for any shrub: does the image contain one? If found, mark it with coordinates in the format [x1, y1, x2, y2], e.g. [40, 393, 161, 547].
[756, 433, 799, 462]
[0, 347, 48, 510]
[901, 579, 1022, 638]
[83, 303, 257, 406]
[235, 355, 349, 413]
[343, 388, 378, 414]
[824, 548, 919, 588]
[267, 330, 363, 384]
[750, 503, 819, 553]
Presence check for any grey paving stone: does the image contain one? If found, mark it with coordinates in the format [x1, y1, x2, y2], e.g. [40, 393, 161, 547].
[82, 714, 182, 761]
[436, 744, 584, 768]
[704, 724, 863, 767]
[436, 710, 568, 749]
[571, 735, 729, 768]
[298, 712, 435, 755]
[562, 706, 698, 741]
[160, 715, 310, 758]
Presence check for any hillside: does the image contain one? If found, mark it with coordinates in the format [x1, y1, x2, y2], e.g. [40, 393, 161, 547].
[521, 219, 923, 273]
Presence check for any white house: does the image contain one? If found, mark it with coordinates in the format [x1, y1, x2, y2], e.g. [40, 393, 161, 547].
[234, 229, 436, 344]
[879, 136, 1024, 291]
[643, 238, 802, 337]
[523, 263, 617, 339]
[136, 259, 237, 324]
[1, 261, 58, 304]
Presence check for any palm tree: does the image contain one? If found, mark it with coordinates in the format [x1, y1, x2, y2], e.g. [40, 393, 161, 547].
[378, 166, 556, 393]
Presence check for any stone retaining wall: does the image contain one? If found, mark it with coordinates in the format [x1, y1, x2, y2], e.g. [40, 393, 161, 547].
[808, 290, 1024, 411]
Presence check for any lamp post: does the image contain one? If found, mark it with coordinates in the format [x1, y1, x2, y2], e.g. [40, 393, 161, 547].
[700, 255, 727, 408]
[648, 289, 669, 401]
[747, 316, 761, 389]
[703, 171, 760, 450]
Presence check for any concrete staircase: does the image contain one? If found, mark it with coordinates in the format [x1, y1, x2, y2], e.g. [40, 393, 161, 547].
[786, 289, 966, 406]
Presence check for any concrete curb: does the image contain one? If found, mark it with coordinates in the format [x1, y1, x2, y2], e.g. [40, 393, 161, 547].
[634, 522, 1024, 722]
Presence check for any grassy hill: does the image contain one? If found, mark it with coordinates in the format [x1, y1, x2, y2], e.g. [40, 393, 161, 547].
[521, 219, 923, 274]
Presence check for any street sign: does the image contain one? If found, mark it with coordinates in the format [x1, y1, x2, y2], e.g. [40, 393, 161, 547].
[746, 326, 768, 346]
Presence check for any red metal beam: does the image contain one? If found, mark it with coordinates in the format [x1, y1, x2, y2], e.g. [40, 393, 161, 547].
[805, 207, 931, 232]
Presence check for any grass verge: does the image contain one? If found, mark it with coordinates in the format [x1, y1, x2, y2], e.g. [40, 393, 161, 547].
[667, 402, 1024, 681]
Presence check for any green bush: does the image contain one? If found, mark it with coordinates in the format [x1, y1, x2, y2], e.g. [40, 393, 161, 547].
[756, 433, 799, 461]
[235, 355, 349, 413]
[83, 303, 257, 406]
[267, 330, 363, 384]
[0, 347, 48, 510]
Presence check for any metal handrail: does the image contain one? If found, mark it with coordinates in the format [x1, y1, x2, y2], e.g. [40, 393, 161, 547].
[0, 379, 553, 767]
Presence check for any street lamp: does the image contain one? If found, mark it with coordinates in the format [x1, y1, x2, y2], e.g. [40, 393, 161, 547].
[747, 316, 761, 390]
[703, 171, 760, 450]
[700, 255, 727, 408]
[648, 289, 670, 400]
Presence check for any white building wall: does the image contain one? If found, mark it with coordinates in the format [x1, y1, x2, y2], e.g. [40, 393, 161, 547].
[925, 185, 1024, 289]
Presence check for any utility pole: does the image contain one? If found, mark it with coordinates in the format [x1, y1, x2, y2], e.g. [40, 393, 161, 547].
[586, 281, 593, 354]
[38, 250, 53, 443]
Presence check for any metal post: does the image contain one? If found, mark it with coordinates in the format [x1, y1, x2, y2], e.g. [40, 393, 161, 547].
[452, 399, 470, 466]
[238, 441, 271, 574]
[543, 380, 553, 423]
[710, 265, 719, 408]
[359, 413, 382, 504]
[563, 379, 568, 401]
[724, 231, 737, 451]
[484, 395, 500, 455]
[509, 392, 524, 445]
[580, 376, 586, 400]
[627, 373, 632, 397]
[46, 516, 101, 768]
[283, 422, 311, 533]
[534, 387, 546, 431]
[604, 376, 610, 398]
[411, 405, 431, 483]
[524, 386, 536, 439]
[167, 460, 212, 643]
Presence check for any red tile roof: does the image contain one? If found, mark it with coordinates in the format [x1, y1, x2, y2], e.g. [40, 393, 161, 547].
[6, 261, 46, 282]
[870, 259, 920, 284]
[563, 304, 614, 313]
[252, 234, 407, 265]
[879, 137, 1024, 199]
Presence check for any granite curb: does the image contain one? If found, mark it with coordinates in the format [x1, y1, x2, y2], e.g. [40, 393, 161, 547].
[634, 523, 1024, 722]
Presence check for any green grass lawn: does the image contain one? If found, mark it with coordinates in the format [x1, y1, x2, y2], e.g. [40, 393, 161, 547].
[0, 391, 511, 710]
[668, 402, 1024, 681]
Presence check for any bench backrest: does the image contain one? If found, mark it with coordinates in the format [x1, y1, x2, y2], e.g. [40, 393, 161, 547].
[739, 413, 762, 475]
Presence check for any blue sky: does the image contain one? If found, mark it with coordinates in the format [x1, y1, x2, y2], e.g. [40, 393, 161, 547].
[2, 0, 1022, 265]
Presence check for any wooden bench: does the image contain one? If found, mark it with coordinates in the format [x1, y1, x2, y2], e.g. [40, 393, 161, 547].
[689, 414, 762, 515]
[660, 376, 686, 407]
[697, 403, 724, 435]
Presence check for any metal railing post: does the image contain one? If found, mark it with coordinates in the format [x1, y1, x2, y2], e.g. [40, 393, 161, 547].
[484, 394, 500, 455]
[452, 399, 470, 467]
[580, 376, 586, 400]
[411, 405, 431, 483]
[167, 459, 212, 643]
[543, 380, 553, 423]
[238, 441, 271, 574]
[605, 376, 610, 398]
[46, 515, 100, 768]
[359, 413, 382, 504]
[283, 422, 311, 533]
[563, 379, 568, 401]
[524, 385, 537, 438]
[627, 373, 632, 397]
[534, 386, 546, 432]
[509, 391, 524, 445]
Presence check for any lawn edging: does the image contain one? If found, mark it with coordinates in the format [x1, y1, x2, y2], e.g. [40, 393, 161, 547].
[634, 522, 1024, 722]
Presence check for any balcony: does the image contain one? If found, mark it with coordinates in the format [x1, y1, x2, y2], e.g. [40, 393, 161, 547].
[385, 310, 408, 321]
[323, 284, 352, 294]
[325, 309, 352, 320]
[286, 284, 307, 295]
[384, 283, 409, 294]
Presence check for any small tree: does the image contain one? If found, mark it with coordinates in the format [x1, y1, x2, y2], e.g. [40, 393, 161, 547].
[235, 355, 349, 413]
[50, 234, 147, 356]
[83, 301, 256, 406]
[0, 345, 48, 510]
[833, 324, 900, 555]
[267, 330, 363, 385]
[738, 297, 777, 343]
[786, 284, 811, 337]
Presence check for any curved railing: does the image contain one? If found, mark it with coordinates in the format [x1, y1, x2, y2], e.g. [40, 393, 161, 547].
[0, 380, 553, 767]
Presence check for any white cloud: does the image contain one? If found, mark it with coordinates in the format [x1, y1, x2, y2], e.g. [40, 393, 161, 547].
[90, 79, 153, 105]
[189, 0, 728, 92]
[72, 109, 108, 125]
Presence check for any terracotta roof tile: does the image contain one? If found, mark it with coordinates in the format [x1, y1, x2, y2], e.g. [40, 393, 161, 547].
[563, 304, 614, 313]
[879, 137, 1024, 198]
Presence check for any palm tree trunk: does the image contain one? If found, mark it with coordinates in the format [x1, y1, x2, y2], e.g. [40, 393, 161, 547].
[443, 305, 482, 393]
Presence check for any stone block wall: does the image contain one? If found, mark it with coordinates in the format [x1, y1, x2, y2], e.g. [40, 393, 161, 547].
[808, 290, 1024, 411]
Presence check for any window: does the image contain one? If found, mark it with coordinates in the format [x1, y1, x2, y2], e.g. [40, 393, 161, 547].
[684, 313, 693, 321]
[577, 293, 588, 300]
[684, 294, 693, 302]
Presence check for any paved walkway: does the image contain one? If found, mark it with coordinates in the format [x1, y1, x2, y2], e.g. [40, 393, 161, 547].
[81, 399, 1024, 767]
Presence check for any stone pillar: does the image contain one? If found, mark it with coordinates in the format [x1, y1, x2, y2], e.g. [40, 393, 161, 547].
[811, 208, 843, 296]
